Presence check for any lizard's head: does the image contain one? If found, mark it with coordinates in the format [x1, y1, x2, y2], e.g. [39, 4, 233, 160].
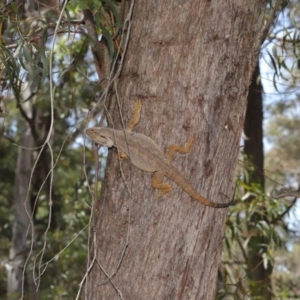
[86, 127, 115, 148]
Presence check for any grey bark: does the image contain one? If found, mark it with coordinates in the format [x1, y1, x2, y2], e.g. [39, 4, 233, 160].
[85, 1, 265, 299]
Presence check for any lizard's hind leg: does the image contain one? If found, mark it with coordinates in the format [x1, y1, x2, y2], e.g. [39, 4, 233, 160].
[152, 139, 197, 200]
[152, 172, 172, 199]
[166, 138, 198, 162]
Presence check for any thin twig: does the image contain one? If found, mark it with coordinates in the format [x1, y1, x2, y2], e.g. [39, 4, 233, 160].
[21, 1, 69, 298]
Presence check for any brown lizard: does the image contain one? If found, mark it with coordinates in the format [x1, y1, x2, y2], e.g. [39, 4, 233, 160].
[86, 100, 232, 208]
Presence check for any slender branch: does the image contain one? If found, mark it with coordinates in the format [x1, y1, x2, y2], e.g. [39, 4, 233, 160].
[273, 186, 300, 220]
[261, 0, 282, 43]
[273, 187, 300, 199]
[82, 9, 109, 83]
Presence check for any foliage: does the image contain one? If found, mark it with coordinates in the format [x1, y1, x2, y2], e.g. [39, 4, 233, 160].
[265, 102, 300, 184]
[218, 157, 300, 299]
[0, 0, 120, 298]
[217, 1, 300, 298]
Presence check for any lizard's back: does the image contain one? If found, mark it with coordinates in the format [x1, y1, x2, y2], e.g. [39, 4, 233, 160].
[112, 129, 170, 173]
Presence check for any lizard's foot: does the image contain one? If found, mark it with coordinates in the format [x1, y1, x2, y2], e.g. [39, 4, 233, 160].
[118, 150, 128, 160]
[166, 138, 198, 161]
[154, 184, 172, 200]
[183, 138, 198, 151]
[126, 99, 142, 131]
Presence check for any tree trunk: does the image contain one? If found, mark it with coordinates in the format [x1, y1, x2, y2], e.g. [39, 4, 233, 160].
[244, 64, 273, 298]
[86, 1, 265, 299]
[7, 105, 34, 300]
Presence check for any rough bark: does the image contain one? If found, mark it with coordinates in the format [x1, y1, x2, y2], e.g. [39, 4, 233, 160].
[86, 1, 265, 299]
[244, 64, 273, 298]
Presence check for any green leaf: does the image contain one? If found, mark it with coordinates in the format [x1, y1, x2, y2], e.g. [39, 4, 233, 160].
[42, 52, 49, 80]
[10, 2, 18, 14]
[64, 7, 72, 40]
[103, 0, 121, 38]
[262, 252, 269, 270]
[269, 49, 278, 76]
[272, 72, 279, 92]
[78, 0, 89, 10]
[100, 26, 115, 58]
[22, 44, 32, 66]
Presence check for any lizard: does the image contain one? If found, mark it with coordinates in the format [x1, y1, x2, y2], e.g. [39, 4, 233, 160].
[86, 100, 232, 208]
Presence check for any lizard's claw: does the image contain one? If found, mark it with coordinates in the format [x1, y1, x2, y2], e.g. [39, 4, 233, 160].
[154, 185, 172, 200]
[118, 150, 128, 160]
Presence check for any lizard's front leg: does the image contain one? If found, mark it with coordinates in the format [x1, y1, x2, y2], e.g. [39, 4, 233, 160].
[166, 138, 198, 162]
[119, 99, 143, 160]
[126, 99, 142, 131]
[152, 172, 172, 199]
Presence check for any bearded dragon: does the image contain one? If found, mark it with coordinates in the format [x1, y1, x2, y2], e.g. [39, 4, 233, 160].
[87, 100, 231, 208]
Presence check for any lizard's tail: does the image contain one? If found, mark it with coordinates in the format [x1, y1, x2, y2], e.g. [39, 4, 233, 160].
[170, 171, 232, 208]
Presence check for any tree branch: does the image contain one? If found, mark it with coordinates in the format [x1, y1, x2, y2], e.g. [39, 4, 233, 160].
[261, 0, 282, 43]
